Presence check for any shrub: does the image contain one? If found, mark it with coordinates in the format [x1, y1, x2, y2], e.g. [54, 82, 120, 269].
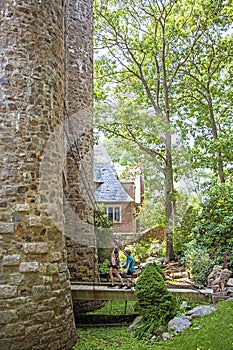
[192, 183, 233, 271]
[181, 244, 213, 285]
[134, 263, 179, 339]
[121, 238, 166, 265]
[98, 259, 110, 273]
[173, 204, 200, 257]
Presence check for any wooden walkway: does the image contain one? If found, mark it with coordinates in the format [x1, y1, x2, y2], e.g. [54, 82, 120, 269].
[71, 283, 212, 303]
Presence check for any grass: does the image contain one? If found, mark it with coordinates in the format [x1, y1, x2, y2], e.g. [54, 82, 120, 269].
[73, 300, 233, 350]
[86, 300, 138, 315]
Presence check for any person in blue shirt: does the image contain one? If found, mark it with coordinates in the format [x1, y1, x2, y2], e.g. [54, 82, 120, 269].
[122, 249, 134, 289]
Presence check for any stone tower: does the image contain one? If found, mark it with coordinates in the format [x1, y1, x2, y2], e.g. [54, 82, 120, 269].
[0, 0, 94, 349]
[64, 1, 98, 284]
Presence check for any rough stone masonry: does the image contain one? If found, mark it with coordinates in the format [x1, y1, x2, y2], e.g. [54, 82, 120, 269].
[0, 1, 95, 349]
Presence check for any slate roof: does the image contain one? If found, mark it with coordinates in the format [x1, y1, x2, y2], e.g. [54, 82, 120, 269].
[94, 143, 134, 203]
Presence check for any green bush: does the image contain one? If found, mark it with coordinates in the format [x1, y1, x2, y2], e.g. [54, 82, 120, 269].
[134, 263, 179, 339]
[173, 204, 199, 256]
[98, 259, 110, 273]
[121, 238, 166, 264]
[181, 244, 213, 285]
[192, 183, 233, 271]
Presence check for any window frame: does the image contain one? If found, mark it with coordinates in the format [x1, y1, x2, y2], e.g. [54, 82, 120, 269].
[105, 205, 122, 223]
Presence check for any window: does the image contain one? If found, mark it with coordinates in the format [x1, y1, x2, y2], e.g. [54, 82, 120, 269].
[105, 206, 121, 223]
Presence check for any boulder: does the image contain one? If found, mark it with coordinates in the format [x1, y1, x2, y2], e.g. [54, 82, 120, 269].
[168, 316, 191, 332]
[187, 305, 216, 318]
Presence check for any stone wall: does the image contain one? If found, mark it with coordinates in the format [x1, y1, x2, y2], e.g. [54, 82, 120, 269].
[67, 240, 98, 282]
[64, 0, 98, 283]
[0, 1, 95, 348]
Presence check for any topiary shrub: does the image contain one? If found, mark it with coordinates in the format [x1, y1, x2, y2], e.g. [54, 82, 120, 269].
[134, 263, 179, 339]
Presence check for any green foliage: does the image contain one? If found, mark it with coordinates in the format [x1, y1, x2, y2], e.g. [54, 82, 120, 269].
[94, 205, 115, 263]
[136, 197, 166, 230]
[121, 238, 166, 264]
[173, 198, 201, 256]
[98, 259, 110, 273]
[94, 205, 113, 229]
[134, 263, 179, 339]
[178, 183, 233, 284]
[94, 0, 233, 260]
[193, 183, 233, 270]
[103, 137, 140, 165]
[135, 192, 201, 258]
[176, 28, 233, 182]
[181, 244, 213, 285]
[174, 25, 233, 182]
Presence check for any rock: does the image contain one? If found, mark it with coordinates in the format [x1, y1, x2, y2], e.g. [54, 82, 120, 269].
[168, 316, 191, 332]
[227, 278, 233, 287]
[0, 78, 10, 85]
[207, 265, 222, 287]
[212, 293, 229, 304]
[162, 332, 173, 341]
[180, 301, 189, 310]
[129, 315, 143, 331]
[212, 269, 232, 293]
[187, 305, 216, 318]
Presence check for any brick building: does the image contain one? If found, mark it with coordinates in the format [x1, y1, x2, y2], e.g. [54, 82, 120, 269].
[94, 143, 143, 245]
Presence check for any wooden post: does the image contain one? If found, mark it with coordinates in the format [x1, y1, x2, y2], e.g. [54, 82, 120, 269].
[223, 252, 227, 269]
[124, 301, 128, 314]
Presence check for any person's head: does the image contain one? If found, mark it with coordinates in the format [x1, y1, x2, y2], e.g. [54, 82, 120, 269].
[125, 249, 131, 256]
[114, 248, 119, 255]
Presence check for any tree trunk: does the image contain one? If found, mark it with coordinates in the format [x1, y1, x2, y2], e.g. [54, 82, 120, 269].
[162, 30, 176, 262]
[164, 134, 176, 262]
[207, 90, 225, 183]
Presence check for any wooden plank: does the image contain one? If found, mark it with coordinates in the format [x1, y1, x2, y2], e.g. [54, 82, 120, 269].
[71, 285, 137, 301]
[71, 285, 212, 303]
[168, 289, 211, 303]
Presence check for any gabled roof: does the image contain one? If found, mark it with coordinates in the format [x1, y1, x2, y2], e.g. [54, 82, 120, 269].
[94, 143, 134, 203]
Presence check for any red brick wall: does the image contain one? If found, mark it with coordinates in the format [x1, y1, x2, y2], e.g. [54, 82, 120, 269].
[113, 202, 136, 234]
